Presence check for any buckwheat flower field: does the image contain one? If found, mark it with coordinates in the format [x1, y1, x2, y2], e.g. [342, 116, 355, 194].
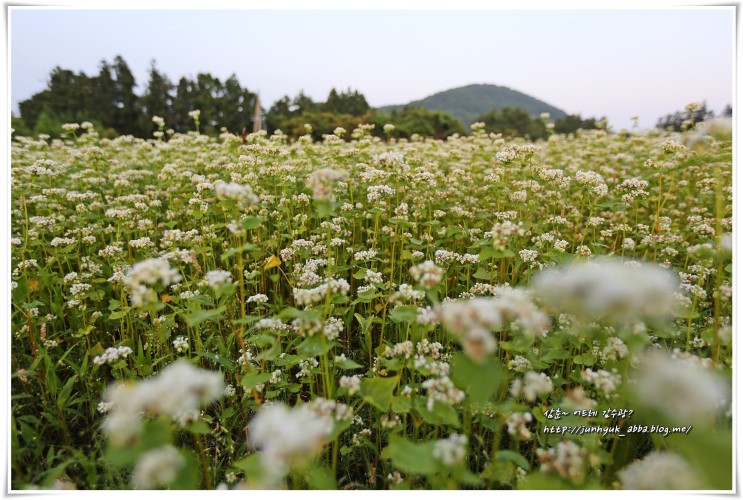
[10, 120, 733, 490]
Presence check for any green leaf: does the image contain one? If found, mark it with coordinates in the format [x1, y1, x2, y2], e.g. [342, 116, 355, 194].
[335, 357, 364, 370]
[297, 335, 335, 357]
[391, 396, 413, 414]
[170, 449, 201, 489]
[187, 419, 211, 435]
[541, 349, 570, 363]
[451, 353, 503, 405]
[186, 306, 226, 326]
[108, 310, 127, 320]
[360, 376, 398, 412]
[195, 351, 235, 371]
[381, 436, 437, 475]
[473, 267, 493, 280]
[305, 464, 337, 490]
[241, 372, 272, 390]
[233, 454, 263, 477]
[242, 216, 263, 230]
[573, 354, 595, 366]
[389, 305, 418, 323]
[496, 450, 530, 471]
[314, 200, 335, 218]
[480, 247, 515, 260]
[414, 399, 460, 428]
[56, 375, 78, 411]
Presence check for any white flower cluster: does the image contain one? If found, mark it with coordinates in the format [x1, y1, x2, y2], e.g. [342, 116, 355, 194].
[633, 350, 729, 424]
[366, 184, 395, 204]
[322, 317, 345, 340]
[203, 269, 232, 291]
[511, 371, 553, 402]
[537, 441, 588, 484]
[293, 277, 350, 307]
[421, 376, 465, 411]
[249, 403, 334, 487]
[409, 260, 444, 288]
[172, 336, 188, 353]
[532, 258, 679, 324]
[434, 249, 479, 265]
[507, 355, 532, 373]
[132, 445, 184, 490]
[340, 375, 361, 395]
[94, 346, 133, 366]
[214, 181, 258, 204]
[305, 167, 348, 201]
[432, 434, 468, 466]
[439, 289, 548, 362]
[581, 368, 621, 396]
[246, 293, 269, 304]
[123, 258, 183, 307]
[506, 412, 533, 440]
[353, 249, 377, 261]
[618, 451, 701, 489]
[102, 360, 224, 445]
[389, 284, 425, 304]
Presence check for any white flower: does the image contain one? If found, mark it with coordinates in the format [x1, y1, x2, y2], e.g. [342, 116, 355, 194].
[123, 258, 182, 307]
[618, 451, 701, 489]
[537, 441, 587, 483]
[506, 412, 533, 440]
[305, 167, 348, 201]
[249, 403, 334, 487]
[102, 360, 224, 445]
[203, 269, 232, 291]
[340, 375, 361, 395]
[632, 350, 729, 424]
[532, 258, 678, 324]
[94, 346, 133, 366]
[409, 260, 444, 288]
[132, 445, 184, 489]
[213, 181, 258, 204]
[439, 289, 548, 362]
[172, 336, 188, 353]
[247, 293, 269, 304]
[432, 434, 467, 466]
[293, 277, 350, 307]
[511, 371, 553, 402]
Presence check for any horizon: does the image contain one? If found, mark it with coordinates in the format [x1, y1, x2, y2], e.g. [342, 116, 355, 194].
[10, 8, 734, 130]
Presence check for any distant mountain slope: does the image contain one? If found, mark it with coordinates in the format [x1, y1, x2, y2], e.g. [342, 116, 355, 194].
[377, 83, 567, 127]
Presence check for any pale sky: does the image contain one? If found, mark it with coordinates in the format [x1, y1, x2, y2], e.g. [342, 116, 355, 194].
[9, 7, 734, 130]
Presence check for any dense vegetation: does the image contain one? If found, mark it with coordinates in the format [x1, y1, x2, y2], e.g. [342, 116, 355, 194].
[11, 114, 733, 490]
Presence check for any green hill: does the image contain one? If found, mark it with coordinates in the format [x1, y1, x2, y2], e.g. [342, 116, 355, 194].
[377, 83, 567, 128]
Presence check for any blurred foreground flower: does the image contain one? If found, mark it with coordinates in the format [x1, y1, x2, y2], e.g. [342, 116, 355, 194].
[102, 359, 225, 445]
[532, 258, 678, 325]
[618, 451, 701, 489]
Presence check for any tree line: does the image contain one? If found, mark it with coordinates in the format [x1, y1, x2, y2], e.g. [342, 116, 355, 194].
[14, 54, 608, 141]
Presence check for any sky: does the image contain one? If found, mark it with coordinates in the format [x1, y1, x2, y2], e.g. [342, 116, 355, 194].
[9, 7, 734, 130]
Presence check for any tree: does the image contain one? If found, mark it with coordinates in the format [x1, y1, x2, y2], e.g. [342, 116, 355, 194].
[475, 107, 548, 140]
[374, 106, 466, 140]
[172, 77, 197, 132]
[111, 56, 142, 136]
[553, 114, 600, 135]
[323, 87, 370, 116]
[139, 60, 174, 135]
[656, 102, 714, 132]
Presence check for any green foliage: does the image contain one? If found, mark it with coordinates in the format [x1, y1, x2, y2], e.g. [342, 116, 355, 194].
[475, 106, 549, 139]
[374, 106, 466, 139]
[553, 114, 601, 134]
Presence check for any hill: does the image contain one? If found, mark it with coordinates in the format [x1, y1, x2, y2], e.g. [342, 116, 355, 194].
[377, 83, 567, 128]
